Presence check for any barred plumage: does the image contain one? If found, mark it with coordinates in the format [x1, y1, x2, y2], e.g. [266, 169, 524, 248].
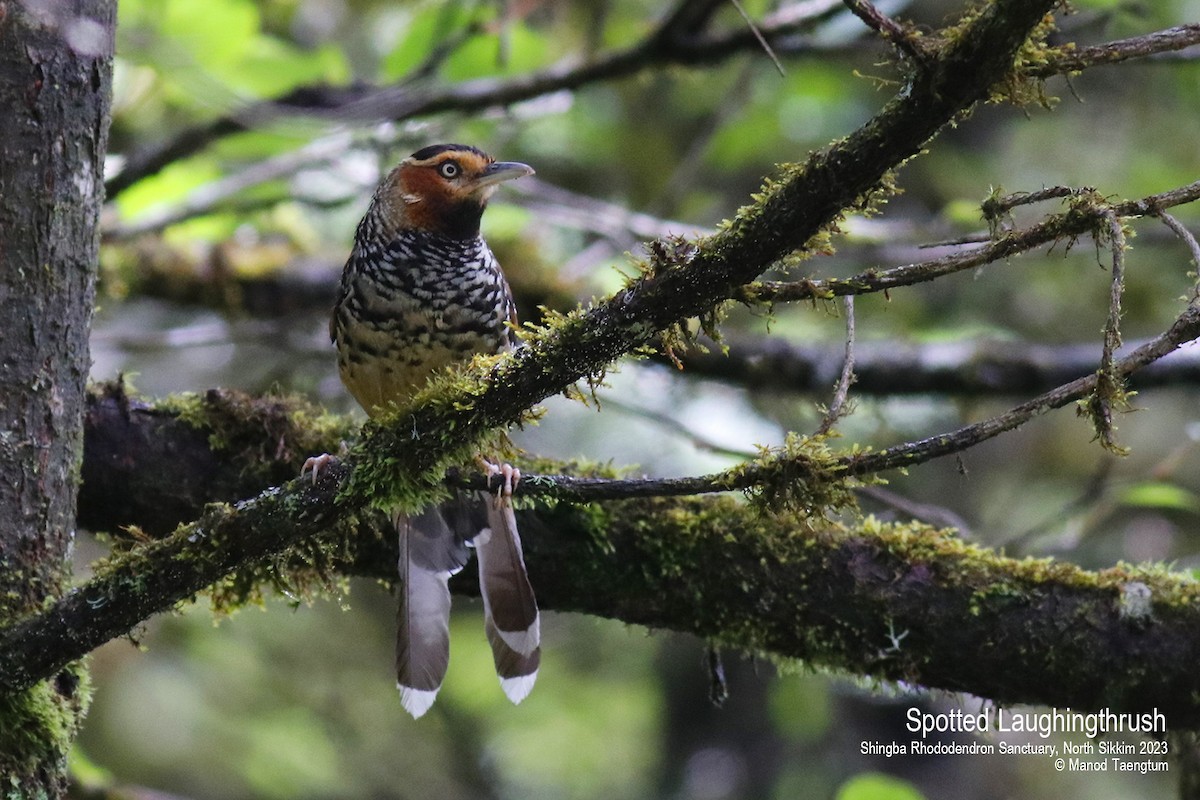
[333, 226, 517, 413]
[306, 143, 540, 719]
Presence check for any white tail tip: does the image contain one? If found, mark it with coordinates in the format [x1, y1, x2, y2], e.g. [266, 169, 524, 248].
[398, 684, 440, 719]
[499, 670, 539, 705]
[496, 619, 540, 657]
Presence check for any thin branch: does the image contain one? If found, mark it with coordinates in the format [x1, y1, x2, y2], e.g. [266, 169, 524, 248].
[855, 484, 974, 536]
[1089, 211, 1129, 453]
[478, 302, 1200, 502]
[508, 177, 711, 243]
[730, 0, 787, 76]
[103, 131, 356, 241]
[105, 0, 844, 198]
[1001, 457, 1115, 552]
[814, 295, 855, 435]
[980, 184, 1094, 220]
[1157, 211, 1200, 303]
[595, 395, 758, 460]
[1102, 211, 1128, 371]
[841, 0, 926, 64]
[0, 0, 1061, 692]
[843, 305, 1200, 474]
[742, 180, 1200, 306]
[1034, 23, 1200, 77]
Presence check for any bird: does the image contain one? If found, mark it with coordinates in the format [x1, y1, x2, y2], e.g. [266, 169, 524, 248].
[303, 143, 540, 718]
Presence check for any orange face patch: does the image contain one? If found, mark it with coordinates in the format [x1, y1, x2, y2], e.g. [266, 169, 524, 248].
[380, 149, 498, 238]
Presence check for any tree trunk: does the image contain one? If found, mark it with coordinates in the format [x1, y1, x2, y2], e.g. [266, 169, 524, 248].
[0, 0, 114, 795]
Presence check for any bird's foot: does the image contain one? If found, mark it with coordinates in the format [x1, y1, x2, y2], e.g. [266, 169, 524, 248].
[479, 457, 520, 506]
[301, 453, 340, 485]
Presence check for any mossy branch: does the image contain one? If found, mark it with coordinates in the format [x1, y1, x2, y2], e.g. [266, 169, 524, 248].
[1, 0, 1059, 697]
[21, 400, 1200, 726]
[340, 0, 1062, 513]
[6, 280, 1199, 701]
[740, 179, 1200, 307]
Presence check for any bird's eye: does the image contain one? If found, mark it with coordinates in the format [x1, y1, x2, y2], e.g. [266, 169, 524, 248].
[438, 161, 460, 179]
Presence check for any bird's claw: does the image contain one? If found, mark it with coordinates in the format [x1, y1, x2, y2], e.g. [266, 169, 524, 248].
[480, 459, 520, 506]
[301, 453, 339, 485]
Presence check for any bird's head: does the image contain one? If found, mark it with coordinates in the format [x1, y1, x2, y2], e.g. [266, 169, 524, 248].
[375, 144, 534, 240]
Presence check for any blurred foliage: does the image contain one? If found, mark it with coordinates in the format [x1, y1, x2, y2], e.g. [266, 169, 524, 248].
[83, 0, 1200, 798]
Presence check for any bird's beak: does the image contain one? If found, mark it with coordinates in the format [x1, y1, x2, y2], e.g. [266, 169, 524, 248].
[476, 161, 535, 189]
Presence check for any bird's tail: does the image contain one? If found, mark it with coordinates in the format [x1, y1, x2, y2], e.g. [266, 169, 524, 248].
[476, 497, 540, 703]
[395, 507, 470, 719]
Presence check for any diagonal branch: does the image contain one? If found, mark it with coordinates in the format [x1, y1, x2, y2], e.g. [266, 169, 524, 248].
[740, 180, 1200, 306]
[105, 0, 845, 198]
[35, 388, 1200, 730]
[0, 0, 1058, 692]
[454, 302, 1200, 503]
[105, 18, 1200, 202]
[671, 331, 1200, 396]
[1034, 23, 1200, 76]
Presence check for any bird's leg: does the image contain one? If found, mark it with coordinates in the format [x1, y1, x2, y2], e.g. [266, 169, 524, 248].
[301, 453, 337, 485]
[477, 456, 520, 506]
[301, 442, 349, 485]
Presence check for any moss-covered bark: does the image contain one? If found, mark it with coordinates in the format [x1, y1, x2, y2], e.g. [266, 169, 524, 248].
[0, 0, 1099, 789]
[0, 1, 115, 795]
[13, 388, 1200, 730]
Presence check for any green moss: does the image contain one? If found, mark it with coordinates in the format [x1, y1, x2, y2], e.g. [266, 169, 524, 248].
[161, 387, 352, 477]
[937, 6, 1062, 109]
[0, 662, 91, 789]
[719, 431, 857, 515]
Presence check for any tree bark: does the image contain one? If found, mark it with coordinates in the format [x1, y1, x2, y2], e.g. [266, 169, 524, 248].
[0, 0, 114, 795]
[8, 388, 1200, 731]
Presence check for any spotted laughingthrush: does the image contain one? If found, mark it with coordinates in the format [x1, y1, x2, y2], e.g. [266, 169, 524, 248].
[304, 144, 540, 718]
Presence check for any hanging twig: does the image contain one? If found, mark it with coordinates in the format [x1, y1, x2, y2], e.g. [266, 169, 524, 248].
[729, 0, 787, 76]
[814, 296, 856, 436]
[1157, 211, 1200, 304]
[1085, 211, 1129, 453]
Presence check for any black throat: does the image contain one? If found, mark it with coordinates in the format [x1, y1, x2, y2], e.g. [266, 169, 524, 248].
[436, 200, 486, 240]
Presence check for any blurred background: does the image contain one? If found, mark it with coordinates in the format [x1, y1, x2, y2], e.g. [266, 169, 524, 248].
[77, 0, 1199, 797]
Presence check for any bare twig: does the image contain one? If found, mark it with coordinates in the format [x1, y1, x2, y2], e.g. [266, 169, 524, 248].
[841, 0, 926, 64]
[856, 484, 974, 537]
[103, 131, 356, 240]
[509, 177, 710, 242]
[1157, 211, 1200, 303]
[1000, 457, 1116, 552]
[1033, 23, 1200, 77]
[596, 394, 759, 460]
[106, 0, 844, 198]
[729, 0, 787, 76]
[743, 180, 1200, 305]
[815, 295, 855, 435]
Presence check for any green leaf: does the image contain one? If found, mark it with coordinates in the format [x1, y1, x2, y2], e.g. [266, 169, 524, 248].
[836, 773, 927, 800]
[1120, 481, 1200, 512]
[115, 158, 222, 220]
[236, 40, 349, 96]
[381, 3, 477, 82]
[160, 0, 259, 69]
[443, 21, 550, 81]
